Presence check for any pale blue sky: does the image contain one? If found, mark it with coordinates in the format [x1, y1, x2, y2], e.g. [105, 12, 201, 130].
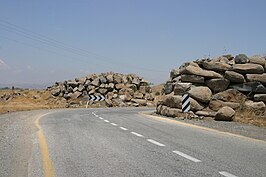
[0, 0, 266, 87]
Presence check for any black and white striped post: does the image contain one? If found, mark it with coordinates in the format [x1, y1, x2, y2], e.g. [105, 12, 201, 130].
[182, 93, 190, 118]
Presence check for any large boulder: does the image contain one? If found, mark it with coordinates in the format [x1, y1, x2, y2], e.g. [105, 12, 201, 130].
[209, 100, 240, 111]
[70, 91, 82, 99]
[195, 111, 216, 117]
[51, 87, 61, 96]
[163, 95, 204, 111]
[164, 107, 182, 117]
[246, 73, 266, 85]
[164, 82, 174, 94]
[254, 94, 266, 103]
[91, 78, 100, 86]
[230, 82, 266, 94]
[133, 91, 144, 99]
[188, 86, 212, 103]
[205, 78, 230, 92]
[212, 89, 246, 103]
[99, 76, 107, 84]
[115, 83, 125, 90]
[249, 55, 266, 66]
[170, 69, 180, 80]
[131, 99, 147, 106]
[214, 106, 235, 121]
[132, 77, 140, 86]
[225, 71, 245, 83]
[67, 81, 79, 88]
[231, 63, 264, 74]
[202, 61, 231, 72]
[78, 84, 85, 92]
[181, 74, 205, 84]
[106, 74, 114, 83]
[243, 100, 265, 113]
[113, 75, 122, 84]
[174, 83, 192, 95]
[234, 54, 249, 64]
[180, 63, 223, 78]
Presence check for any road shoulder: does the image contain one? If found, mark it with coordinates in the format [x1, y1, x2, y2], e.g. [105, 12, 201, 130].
[140, 111, 266, 142]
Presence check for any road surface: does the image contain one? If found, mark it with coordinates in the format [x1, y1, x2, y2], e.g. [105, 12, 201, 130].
[0, 108, 266, 177]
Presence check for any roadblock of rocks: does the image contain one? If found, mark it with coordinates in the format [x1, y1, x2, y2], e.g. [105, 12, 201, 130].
[48, 72, 155, 107]
[157, 54, 266, 121]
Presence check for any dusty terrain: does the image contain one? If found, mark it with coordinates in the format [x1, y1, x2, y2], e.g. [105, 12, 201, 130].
[0, 89, 65, 114]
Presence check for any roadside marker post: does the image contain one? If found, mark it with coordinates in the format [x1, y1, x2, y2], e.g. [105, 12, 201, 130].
[85, 94, 105, 108]
[182, 93, 190, 119]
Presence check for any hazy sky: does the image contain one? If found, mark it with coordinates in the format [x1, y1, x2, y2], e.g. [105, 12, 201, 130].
[0, 0, 266, 87]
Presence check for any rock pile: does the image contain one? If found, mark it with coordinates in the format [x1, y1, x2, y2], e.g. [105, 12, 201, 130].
[157, 54, 266, 121]
[48, 72, 154, 107]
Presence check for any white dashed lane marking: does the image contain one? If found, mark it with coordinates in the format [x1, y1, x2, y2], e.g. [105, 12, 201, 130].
[131, 132, 144, 137]
[219, 171, 238, 177]
[104, 120, 110, 123]
[120, 127, 128, 131]
[172, 150, 201, 162]
[111, 123, 118, 126]
[99, 117, 103, 120]
[147, 139, 166, 147]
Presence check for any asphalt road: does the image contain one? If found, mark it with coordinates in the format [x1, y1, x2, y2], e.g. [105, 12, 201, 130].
[0, 108, 266, 177]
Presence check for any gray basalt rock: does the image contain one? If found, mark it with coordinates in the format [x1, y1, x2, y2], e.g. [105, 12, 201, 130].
[230, 82, 266, 94]
[170, 69, 180, 80]
[181, 74, 205, 84]
[254, 94, 266, 103]
[164, 82, 174, 94]
[205, 78, 230, 92]
[234, 54, 249, 64]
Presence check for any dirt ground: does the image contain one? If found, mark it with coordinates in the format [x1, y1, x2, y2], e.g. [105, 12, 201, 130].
[0, 89, 65, 114]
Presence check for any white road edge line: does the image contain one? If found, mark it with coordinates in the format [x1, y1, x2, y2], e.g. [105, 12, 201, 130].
[111, 123, 118, 126]
[120, 127, 128, 131]
[104, 120, 110, 123]
[131, 132, 144, 137]
[219, 171, 238, 177]
[147, 139, 165, 147]
[172, 150, 201, 163]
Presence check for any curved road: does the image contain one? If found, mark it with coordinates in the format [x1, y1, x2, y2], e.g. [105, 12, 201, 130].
[1, 108, 266, 177]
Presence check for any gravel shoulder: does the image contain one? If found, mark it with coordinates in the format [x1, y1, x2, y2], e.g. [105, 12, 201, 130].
[146, 111, 266, 142]
[0, 110, 48, 177]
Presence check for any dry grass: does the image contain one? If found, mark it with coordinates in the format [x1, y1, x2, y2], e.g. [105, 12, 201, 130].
[0, 89, 65, 114]
[234, 110, 266, 128]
